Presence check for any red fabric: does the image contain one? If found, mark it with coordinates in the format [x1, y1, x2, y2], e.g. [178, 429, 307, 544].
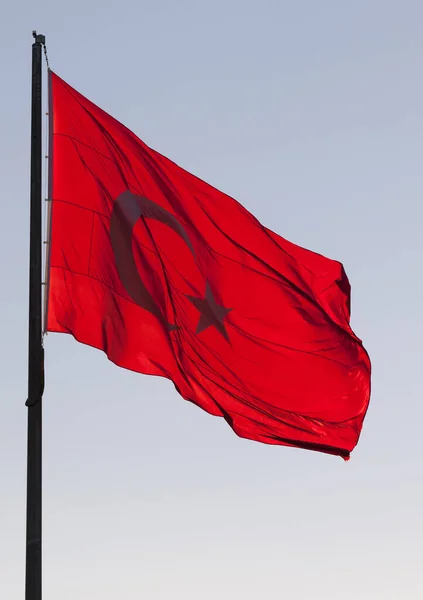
[47, 71, 371, 459]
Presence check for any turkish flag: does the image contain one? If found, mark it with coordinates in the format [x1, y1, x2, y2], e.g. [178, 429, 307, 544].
[46, 71, 371, 459]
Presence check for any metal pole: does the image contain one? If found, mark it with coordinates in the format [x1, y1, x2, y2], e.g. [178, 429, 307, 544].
[25, 30, 45, 600]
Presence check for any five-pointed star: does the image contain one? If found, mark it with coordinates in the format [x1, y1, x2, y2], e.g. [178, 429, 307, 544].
[186, 282, 232, 341]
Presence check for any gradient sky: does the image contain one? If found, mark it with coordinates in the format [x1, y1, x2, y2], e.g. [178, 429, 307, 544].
[1, 1, 422, 599]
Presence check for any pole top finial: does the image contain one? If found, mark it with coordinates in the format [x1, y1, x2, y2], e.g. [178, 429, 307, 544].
[32, 31, 46, 45]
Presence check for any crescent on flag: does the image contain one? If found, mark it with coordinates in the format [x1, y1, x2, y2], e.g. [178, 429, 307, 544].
[110, 190, 195, 329]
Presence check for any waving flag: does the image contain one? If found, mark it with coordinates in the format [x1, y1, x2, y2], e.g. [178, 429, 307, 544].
[46, 71, 371, 459]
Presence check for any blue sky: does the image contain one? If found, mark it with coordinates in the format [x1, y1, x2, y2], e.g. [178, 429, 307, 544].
[1, 1, 422, 598]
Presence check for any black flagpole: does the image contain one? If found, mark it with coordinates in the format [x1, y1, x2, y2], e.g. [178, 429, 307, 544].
[26, 30, 45, 600]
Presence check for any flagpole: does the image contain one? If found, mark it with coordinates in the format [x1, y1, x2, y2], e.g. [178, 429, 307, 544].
[26, 30, 45, 600]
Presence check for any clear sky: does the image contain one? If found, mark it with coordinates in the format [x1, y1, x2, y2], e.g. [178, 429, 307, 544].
[1, 1, 422, 599]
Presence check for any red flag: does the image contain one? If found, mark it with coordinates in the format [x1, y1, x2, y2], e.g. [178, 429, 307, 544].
[46, 71, 371, 459]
